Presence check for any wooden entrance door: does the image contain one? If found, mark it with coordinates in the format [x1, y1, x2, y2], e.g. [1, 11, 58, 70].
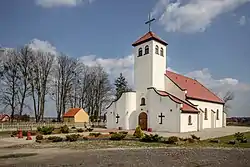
[139, 112, 147, 130]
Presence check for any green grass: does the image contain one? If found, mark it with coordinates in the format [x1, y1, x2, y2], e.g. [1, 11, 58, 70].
[182, 132, 250, 148]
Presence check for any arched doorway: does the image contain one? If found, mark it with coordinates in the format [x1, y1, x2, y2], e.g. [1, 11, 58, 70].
[138, 112, 147, 130]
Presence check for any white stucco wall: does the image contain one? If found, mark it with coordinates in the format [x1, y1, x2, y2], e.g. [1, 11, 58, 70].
[180, 113, 198, 132]
[134, 40, 167, 93]
[188, 99, 224, 129]
[147, 88, 181, 132]
[165, 76, 186, 100]
[106, 92, 136, 130]
[151, 41, 166, 91]
[134, 41, 154, 93]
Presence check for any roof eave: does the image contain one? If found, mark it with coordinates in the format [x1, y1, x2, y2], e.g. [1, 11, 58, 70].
[132, 37, 168, 47]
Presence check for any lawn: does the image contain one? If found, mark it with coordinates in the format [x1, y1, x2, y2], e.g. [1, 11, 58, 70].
[3, 131, 250, 150]
[182, 132, 250, 148]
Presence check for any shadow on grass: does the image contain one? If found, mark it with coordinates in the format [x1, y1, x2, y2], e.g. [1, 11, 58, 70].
[0, 153, 38, 159]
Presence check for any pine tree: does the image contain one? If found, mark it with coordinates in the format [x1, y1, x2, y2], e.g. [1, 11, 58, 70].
[114, 73, 131, 99]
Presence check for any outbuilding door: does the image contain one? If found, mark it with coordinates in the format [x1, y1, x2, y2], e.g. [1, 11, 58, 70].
[138, 112, 147, 130]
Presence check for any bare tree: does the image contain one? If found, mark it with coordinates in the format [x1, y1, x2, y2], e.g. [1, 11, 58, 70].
[28, 51, 54, 122]
[16, 46, 32, 117]
[84, 65, 112, 121]
[0, 49, 21, 121]
[50, 53, 79, 121]
[223, 91, 234, 114]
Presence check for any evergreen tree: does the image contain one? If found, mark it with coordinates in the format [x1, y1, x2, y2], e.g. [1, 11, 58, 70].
[114, 73, 131, 99]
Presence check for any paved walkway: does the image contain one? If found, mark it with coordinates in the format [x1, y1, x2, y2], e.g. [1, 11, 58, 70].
[148, 126, 250, 140]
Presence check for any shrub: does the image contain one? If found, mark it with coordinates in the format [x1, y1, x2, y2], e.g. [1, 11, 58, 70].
[66, 134, 80, 142]
[109, 132, 114, 135]
[37, 126, 54, 135]
[179, 137, 188, 141]
[47, 136, 63, 142]
[167, 136, 179, 144]
[60, 125, 69, 134]
[187, 138, 196, 143]
[241, 138, 248, 143]
[209, 139, 220, 143]
[190, 134, 200, 141]
[234, 132, 245, 141]
[140, 134, 163, 142]
[77, 128, 84, 132]
[234, 132, 247, 142]
[228, 140, 236, 145]
[133, 126, 144, 138]
[36, 134, 43, 141]
[110, 132, 126, 140]
[119, 131, 128, 135]
[87, 128, 94, 132]
[11, 131, 18, 137]
[89, 132, 101, 137]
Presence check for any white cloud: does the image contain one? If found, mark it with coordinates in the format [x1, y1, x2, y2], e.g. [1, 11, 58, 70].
[152, 0, 250, 33]
[35, 0, 95, 8]
[239, 15, 247, 26]
[79, 54, 134, 87]
[28, 39, 57, 55]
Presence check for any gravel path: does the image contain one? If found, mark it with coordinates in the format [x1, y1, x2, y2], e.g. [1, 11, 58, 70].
[1, 147, 250, 167]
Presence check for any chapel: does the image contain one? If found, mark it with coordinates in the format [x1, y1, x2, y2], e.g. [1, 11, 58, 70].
[106, 19, 226, 133]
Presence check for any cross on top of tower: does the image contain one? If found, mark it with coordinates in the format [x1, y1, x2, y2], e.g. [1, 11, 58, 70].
[145, 13, 156, 32]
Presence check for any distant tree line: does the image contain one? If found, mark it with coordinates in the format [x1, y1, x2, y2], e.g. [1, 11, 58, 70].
[0, 45, 131, 122]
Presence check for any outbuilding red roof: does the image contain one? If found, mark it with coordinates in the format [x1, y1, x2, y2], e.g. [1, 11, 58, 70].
[132, 31, 168, 47]
[165, 71, 224, 104]
[63, 108, 82, 117]
[0, 114, 10, 121]
[157, 90, 199, 113]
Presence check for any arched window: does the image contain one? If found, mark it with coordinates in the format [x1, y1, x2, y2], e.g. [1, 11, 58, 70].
[160, 48, 164, 56]
[145, 45, 149, 55]
[138, 48, 142, 57]
[155, 45, 159, 54]
[140, 97, 146, 106]
[216, 109, 219, 120]
[188, 115, 192, 125]
[204, 108, 208, 120]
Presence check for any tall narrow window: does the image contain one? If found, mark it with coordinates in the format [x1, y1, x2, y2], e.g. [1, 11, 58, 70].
[188, 115, 192, 125]
[155, 45, 159, 54]
[160, 48, 164, 56]
[138, 48, 142, 57]
[216, 109, 219, 120]
[140, 97, 146, 106]
[204, 108, 208, 120]
[145, 45, 149, 55]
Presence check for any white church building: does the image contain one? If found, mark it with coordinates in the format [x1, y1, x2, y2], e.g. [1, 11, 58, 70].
[106, 30, 227, 133]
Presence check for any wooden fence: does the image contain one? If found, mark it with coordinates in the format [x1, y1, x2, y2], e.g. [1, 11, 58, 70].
[0, 122, 106, 132]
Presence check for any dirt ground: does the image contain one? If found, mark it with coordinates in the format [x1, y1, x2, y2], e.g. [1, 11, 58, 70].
[0, 147, 250, 167]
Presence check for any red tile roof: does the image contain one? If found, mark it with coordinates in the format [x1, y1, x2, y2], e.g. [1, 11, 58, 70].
[157, 90, 199, 113]
[132, 31, 168, 47]
[165, 71, 224, 104]
[0, 114, 10, 122]
[63, 108, 82, 117]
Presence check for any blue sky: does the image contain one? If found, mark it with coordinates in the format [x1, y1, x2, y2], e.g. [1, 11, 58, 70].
[0, 0, 250, 116]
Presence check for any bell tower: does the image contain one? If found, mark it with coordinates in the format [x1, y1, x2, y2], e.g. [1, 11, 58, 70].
[132, 15, 168, 93]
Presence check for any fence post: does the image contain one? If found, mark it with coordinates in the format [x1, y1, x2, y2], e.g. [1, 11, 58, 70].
[1, 123, 3, 131]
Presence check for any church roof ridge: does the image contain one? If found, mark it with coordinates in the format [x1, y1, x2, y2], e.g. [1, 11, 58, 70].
[132, 31, 168, 47]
